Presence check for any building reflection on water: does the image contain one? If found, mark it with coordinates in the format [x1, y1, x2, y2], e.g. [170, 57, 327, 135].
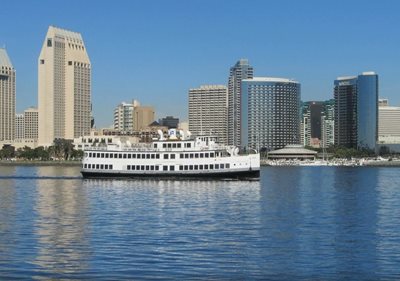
[32, 166, 90, 277]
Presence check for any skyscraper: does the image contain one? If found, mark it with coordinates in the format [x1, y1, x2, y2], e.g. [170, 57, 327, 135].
[38, 26, 91, 146]
[227, 59, 253, 146]
[0, 48, 16, 142]
[241, 77, 301, 150]
[15, 114, 24, 140]
[334, 72, 378, 150]
[188, 85, 228, 144]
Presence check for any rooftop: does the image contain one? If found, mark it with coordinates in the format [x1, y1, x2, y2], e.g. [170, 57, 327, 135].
[243, 77, 299, 84]
[0, 48, 13, 68]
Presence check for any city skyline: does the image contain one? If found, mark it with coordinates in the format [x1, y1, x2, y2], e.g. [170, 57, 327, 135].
[1, 1, 400, 128]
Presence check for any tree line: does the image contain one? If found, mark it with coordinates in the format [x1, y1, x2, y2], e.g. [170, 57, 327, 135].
[0, 139, 83, 161]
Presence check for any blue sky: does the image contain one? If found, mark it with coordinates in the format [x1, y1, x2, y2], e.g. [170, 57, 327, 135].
[1, 0, 399, 127]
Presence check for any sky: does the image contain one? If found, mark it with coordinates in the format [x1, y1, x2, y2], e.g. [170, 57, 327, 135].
[1, 0, 400, 128]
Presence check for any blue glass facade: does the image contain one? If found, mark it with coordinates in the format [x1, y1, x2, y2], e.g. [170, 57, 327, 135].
[334, 72, 378, 150]
[241, 78, 301, 150]
[357, 73, 378, 150]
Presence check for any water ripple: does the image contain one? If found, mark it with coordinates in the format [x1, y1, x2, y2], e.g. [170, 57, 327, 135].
[0, 166, 400, 279]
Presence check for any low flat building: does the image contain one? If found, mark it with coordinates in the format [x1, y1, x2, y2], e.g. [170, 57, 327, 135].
[267, 145, 317, 160]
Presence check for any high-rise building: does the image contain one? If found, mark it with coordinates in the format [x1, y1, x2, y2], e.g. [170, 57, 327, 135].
[38, 26, 91, 146]
[0, 48, 16, 142]
[188, 85, 228, 144]
[227, 59, 253, 146]
[334, 72, 378, 150]
[114, 101, 134, 132]
[15, 114, 25, 140]
[241, 77, 301, 150]
[24, 107, 38, 140]
[321, 99, 335, 148]
[301, 100, 334, 148]
[159, 116, 179, 129]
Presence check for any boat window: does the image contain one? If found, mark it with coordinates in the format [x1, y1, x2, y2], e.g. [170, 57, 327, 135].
[164, 154, 169, 159]
[156, 154, 160, 159]
[177, 144, 181, 148]
[88, 164, 91, 169]
[109, 165, 113, 169]
[179, 165, 183, 170]
[171, 154, 175, 159]
[168, 143, 172, 148]
[180, 154, 184, 159]
[132, 154, 136, 159]
[215, 164, 219, 169]
[163, 143, 166, 148]
[170, 166, 175, 171]
[146, 166, 150, 170]
[123, 154, 127, 159]
[220, 164, 224, 169]
[154, 144, 157, 148]
[151, 154, 155, 159]
[150, 166, 154, 171]
[190, 154, 194, 158]
[141, 165, 145, 170]
[200, 153, 204, 158]
[136, 165, 140, 170]
[210, 153, 215, 158]
[132, 165, 135, 170]
[184, 165, 188, 170]
[155, 166, 159, 171]
[194, 165, 198, 170]
[199, 165, 203, 170]
[185, 154, 189, 159]
[189, 165, 193, 170]
[101, 164, 104, 169]
[205, 164, 208, 169]
[172, 143, 177, 148]
[128, 154, 131, 159]
[226, 163, 230, 169]
[146, 154, 150, 159]
[105, 165, 109, 169]
[84, 164, 87, 168]
[163, 166, 168, 171]
[210, 164, 214, 169]
[96, 164, 100, 169]
[127, 165, 131, 170]
[195, 153, 199, 158]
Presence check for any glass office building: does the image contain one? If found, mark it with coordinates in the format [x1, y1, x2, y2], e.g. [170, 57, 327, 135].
[241, 77, 300, 150]
[334, 72, 378, 150]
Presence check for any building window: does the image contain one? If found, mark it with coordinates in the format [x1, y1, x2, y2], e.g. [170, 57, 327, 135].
[47, 38, 52, 47]
[40, 59, 45, 64]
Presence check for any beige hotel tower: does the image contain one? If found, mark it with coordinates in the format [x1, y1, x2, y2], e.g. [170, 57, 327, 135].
[38, 26, 91, 146]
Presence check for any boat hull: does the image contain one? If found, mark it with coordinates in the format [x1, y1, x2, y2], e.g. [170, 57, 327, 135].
[81, 169, 260, 180]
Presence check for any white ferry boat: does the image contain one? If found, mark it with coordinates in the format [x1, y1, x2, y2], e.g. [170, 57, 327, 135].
[81, 130, 260, 180]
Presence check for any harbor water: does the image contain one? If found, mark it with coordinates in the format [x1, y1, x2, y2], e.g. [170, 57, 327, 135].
[0, 165, 399, 280]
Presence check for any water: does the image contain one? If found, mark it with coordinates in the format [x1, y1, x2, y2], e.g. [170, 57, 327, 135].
[0, 166, 400, 280]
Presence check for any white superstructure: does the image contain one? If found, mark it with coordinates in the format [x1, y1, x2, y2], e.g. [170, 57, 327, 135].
[81, 130, 260, 180]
